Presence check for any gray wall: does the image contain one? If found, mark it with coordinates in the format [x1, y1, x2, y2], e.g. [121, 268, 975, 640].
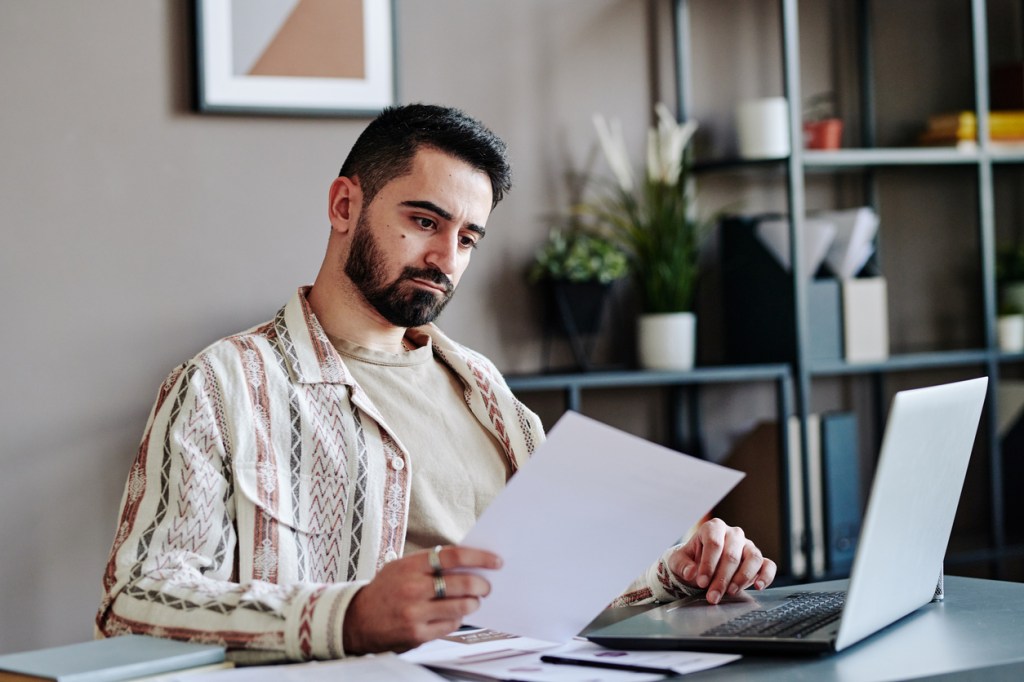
[11, 0, 949, 654]
[0, 0, 669, 652]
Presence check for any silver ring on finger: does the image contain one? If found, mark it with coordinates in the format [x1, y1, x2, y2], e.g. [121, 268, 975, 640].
[433, 574, 447, 600]
[428, 545, 444, 575]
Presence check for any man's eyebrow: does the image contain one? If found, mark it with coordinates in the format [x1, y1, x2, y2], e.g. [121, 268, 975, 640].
[401, 200, 487, 238]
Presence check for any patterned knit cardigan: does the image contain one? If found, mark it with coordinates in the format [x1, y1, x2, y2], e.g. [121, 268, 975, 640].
[96, 288, 691, 662]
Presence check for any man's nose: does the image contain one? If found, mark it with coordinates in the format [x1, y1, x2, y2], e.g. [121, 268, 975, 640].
[425, 233, 460, 275]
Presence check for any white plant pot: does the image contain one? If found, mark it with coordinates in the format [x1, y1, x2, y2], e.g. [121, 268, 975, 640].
[638, 312, 696, 370]
[998, 314, 1024, 353]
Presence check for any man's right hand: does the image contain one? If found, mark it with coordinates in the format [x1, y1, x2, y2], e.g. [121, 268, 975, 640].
[342, 545, 501, 655]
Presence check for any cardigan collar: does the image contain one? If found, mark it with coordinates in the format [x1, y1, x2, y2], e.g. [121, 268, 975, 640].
[273, 286, 477, 387]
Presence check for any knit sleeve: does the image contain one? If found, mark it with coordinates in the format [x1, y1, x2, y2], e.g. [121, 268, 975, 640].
[609, 544, 705, 607]
[95, 360, 363, 663]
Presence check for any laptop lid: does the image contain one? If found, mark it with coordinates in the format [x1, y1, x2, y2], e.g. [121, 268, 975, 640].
[834, 376, 987, 650]
[586, 377, 988, 655]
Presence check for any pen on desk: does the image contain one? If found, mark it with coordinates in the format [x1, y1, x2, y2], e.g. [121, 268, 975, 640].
[539, 654, 673, 675]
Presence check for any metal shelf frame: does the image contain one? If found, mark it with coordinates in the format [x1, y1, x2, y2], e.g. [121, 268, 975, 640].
[809, 350, 994, 376]
[673, 0, 1015, 579]
[505, 364, 799, 573]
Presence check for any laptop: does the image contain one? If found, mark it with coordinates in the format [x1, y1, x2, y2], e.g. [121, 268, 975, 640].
[587, 377, 988, 655]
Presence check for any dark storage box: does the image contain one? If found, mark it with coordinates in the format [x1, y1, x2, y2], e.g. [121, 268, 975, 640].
[720, 214, 843, 364]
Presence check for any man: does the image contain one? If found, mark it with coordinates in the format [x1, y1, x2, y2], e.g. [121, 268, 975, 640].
[96, 104, 775, 662]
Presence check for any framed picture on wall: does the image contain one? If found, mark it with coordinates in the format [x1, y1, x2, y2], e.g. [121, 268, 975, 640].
[194, 0, 395, 116]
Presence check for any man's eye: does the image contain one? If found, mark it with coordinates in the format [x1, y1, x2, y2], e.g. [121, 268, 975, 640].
[459, 234, 479, 249]
[415, 216, 436, 230]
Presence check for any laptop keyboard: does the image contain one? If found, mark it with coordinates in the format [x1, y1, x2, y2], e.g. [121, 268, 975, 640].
[701, 591, 846, 639]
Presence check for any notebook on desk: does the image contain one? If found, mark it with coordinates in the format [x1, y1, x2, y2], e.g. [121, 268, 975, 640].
[587, 377, 988, 655]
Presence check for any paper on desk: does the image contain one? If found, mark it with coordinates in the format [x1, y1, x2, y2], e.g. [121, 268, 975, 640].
[401, 629, 664, 681]
[169, 653, 446, 681]
[542, 641, 740, 676]
[459, 411, 744, 643]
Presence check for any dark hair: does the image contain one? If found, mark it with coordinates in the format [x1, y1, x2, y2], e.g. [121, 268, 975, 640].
[338, 104, 512, 209]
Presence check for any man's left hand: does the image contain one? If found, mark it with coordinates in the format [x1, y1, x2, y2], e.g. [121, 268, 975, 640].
[667, 518, 777, 604]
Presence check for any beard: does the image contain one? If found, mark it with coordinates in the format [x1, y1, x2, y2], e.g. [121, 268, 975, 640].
[344, 213, 455, 327]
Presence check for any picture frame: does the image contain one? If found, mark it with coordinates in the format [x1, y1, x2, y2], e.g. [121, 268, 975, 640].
[194, 0, 396, 117]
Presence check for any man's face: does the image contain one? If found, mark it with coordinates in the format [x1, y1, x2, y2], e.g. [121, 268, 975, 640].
[343, 148, 493, 328]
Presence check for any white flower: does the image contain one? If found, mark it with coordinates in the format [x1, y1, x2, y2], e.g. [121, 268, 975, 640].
[595, 104, 697, 191]
[586, 103, 704, 314]
[593, 113, 635, 193]
[647, 102, 698, 186]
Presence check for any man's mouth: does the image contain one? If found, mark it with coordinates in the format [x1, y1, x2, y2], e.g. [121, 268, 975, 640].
[403, 269, 453, 295]
[410, 277, 449, 294]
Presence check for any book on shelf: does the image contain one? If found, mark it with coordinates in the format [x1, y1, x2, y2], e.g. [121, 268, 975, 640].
[918, 137, 1024, 152]
[0, 635, 229, 682]
[716, 412, 865, 579]
[819, 411, 862, 576]
[715, 415, 825, 578]
[919, 110, 1024, 146]
[925, 110, 1024, 136]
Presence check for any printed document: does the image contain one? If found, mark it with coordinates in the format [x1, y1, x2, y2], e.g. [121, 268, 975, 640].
[170, 653, 446, 681]
[458, 411, 744, 643]
[401, 628, 739, 681]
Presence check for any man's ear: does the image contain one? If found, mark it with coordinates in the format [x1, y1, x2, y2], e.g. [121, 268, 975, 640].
[328, 176, 362, 234]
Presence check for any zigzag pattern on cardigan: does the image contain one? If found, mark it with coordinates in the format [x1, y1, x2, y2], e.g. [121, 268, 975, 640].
[304, 383, 352, 582]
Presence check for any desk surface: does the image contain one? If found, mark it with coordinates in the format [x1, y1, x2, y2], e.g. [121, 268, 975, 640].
[583, 576, 1024, 681]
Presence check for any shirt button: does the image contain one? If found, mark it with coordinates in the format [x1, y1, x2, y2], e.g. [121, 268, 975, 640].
[384, 549, 398, 562]
[391, 457, 405, 471]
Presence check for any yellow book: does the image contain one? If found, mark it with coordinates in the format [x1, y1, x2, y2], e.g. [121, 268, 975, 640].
[925, 110, 1024, 138]
[918, 129, 1024, 146]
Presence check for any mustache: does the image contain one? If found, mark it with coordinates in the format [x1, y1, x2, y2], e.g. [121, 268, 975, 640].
[400, 267, 453, 294]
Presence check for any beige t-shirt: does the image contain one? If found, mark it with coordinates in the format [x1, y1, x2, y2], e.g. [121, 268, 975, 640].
[328, 331, 512, 554]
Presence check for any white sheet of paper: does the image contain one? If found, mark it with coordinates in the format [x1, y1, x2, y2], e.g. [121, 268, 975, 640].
[543, 640, 740, 675]
[174, 653, 446, 681]
[460, 411, 744, 643]
[401, 629, 664, 681]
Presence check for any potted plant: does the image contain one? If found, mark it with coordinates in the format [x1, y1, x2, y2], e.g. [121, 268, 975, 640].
[803, 92, 843, 150]
[997, 242, 1024, 312]
[584, 103, 708, 370]
[997, 299, 1024, 354]
[527, 226, 628, 370]
[997, 243, 1024, 353]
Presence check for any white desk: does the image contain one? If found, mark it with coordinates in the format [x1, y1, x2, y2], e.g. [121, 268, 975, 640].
[582, 576, 1024, 681]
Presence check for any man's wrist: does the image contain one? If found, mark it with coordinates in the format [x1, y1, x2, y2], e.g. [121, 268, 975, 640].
[340, 584, 369, 656]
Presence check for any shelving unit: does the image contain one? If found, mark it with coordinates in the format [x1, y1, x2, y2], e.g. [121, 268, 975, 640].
[504, 365, 799, 570]
[505, 366, 792, 462]
[673, 0, 1024, 579]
